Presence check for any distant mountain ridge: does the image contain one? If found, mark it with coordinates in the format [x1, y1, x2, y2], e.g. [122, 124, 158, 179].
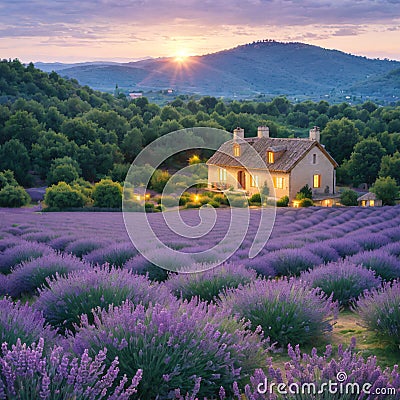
[34, 41, 400, 102]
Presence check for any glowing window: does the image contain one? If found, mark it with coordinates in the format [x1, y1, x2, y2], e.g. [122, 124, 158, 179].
[273, 177, 284, 189]
[219, 168, 227, 182]
[313, 174, 321, 188]
[233, 144, 240, 157]
[250, 175, 259, 188]
[267, 151, 274, 163]
[370, 200, 375, 207]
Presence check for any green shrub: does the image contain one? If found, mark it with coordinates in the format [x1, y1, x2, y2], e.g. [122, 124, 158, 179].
[229, 196, 248, 208]
[185, 201, 201, 208]
[299, 198, 314, 207]
[150, 170, 171, 193]
[44, 182, 86, 209]
[92, 179, 122, 208]
[276, 195, 289, 207]
[0, 185, 30, 207]
[249, 193, 261, 204]
[207, 200, 220, 208]
[296, 184, 313, 200]
[340, 189, 358, 206]
[160, 195, 179, 208]
[213, 193, 228, 205]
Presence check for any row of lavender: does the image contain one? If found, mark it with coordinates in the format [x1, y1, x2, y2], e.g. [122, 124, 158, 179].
[0, 207, 399, 398]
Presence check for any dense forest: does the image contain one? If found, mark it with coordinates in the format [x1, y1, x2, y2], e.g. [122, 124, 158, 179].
[1, 59, 400, 194]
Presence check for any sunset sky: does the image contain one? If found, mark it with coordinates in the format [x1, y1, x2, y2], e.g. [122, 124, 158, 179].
[1, 0, 400, 63]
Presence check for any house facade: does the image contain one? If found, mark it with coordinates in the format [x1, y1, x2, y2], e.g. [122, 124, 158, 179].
[207, 126, 338, 201]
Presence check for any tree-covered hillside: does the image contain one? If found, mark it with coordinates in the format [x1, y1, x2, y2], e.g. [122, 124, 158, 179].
[1, 59, 400, 193]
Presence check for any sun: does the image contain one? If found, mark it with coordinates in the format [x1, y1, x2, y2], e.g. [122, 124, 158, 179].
[174, 49, 190, 63]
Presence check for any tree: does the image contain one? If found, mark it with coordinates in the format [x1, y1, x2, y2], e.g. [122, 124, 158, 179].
[0, 185, 30, 207]
[3, 110, 42, 148]
[31, 130, 78, 179]
[121, 128, 143, 162]
[379, 152, 400, 185]
[0, 170, 19, 189]
[44, 182, 86, 209]
[348, 139, 386, 185]
[0, 139, 31, 185]
[92, 179, 122, 208]
[340, 189, 358, 206]
[321, 118, 360, 164]
[371, 176, 399, 206]
[47, 157, 81, 185]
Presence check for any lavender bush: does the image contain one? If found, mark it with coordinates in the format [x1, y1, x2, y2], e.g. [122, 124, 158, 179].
[306, 242, 341, 263]
[165, 263, 257, 302]
[264, 248, 323, 276]
[0, 338, 142, 400]
[354, 280, 400, 347]
[0, 237, 23, 252]
[301, 260, 382, 306]
[0, 242, 53, 274]
[0, 298, 56, 348]
[348, 249, 400, 281]
[7, 253, 88, 298]
[350, 232, 389, 251]
[83, 243, 138, 267]
[124, 254, 173, 282]
[73, 300, 268, 399]
[48, 235, 76, 251]
[324, 238, 362, 258]
[221, 339, 399, 399]
[65, 238, 107, 258]
[35, 266, 174, 333]
[220, 278, 338, 347]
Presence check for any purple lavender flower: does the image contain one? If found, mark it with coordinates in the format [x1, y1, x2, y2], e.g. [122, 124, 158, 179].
[73, 299, 268, 399]
[0, 242, 53, 274]
[83, 242, 138, 267]
[0, 298, 56, 348]
[301, 260, 382, 306]
[7, 253, 88, 298]
[306, 242, 341, 263]
[219, 278, 338, 347]
[35, 265, 175, 333]
[65, 238, 108, 258]
[165, 263, 257, 302]
[354, 280, 400, 347]
[0, 338, 141, 399]
[348, 249, 400, 281]
[264, 248, 323, 276]
[228, 340, 399, 399]
[324, 238, 362, 258]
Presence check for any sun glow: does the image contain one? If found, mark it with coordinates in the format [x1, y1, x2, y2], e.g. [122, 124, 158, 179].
[174, 49, 190, 63]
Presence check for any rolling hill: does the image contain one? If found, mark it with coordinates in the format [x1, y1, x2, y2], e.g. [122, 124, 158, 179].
[35, 41, 400, 102]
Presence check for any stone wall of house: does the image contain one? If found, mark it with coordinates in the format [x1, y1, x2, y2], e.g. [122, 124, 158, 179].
[289, 145, 336, 199]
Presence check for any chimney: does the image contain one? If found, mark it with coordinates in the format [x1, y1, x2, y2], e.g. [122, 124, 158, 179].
[233, 127, 245, 141]
[309, 126, 320, 142]
[257, 126, 270, 138]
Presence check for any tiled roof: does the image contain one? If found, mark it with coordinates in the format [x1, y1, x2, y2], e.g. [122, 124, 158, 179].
[357, 192, 377, 201]
[207, 136, 337, 172]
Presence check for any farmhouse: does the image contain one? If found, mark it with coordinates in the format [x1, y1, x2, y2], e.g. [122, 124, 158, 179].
[207, 126, 338, 202]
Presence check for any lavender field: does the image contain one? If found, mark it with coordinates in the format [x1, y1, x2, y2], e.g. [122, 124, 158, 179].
[0, 206, 399, 399]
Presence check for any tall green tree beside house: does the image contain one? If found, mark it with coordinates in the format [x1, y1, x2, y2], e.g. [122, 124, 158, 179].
[321, 118, 360, 164]
[348, 139, 386, 185]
